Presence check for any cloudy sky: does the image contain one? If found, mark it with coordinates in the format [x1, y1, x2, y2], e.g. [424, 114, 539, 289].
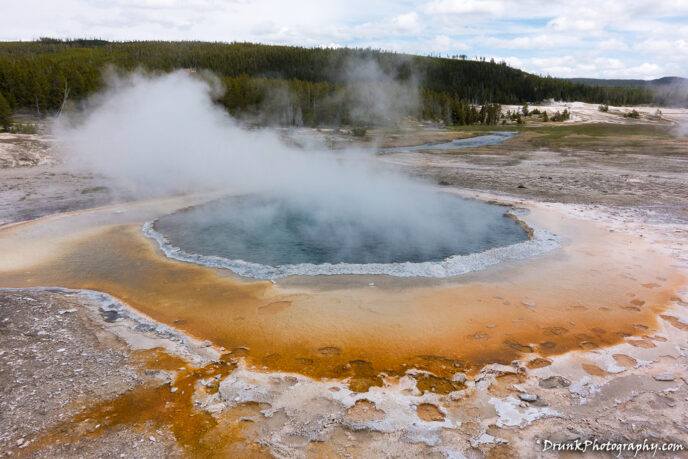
[1, 0, 686, 79]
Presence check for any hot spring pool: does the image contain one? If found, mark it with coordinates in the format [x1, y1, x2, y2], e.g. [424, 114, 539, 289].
[146, 193, 556, 279]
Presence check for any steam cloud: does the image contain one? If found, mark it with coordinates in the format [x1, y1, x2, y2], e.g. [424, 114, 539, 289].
[54, 70, 517, 264]
[650, 79, 688, 136]
[340, 56, 420, 126]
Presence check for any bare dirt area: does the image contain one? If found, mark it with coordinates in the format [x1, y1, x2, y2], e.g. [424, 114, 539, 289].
[0, 133, 53, 169]
[0, 165, 128, 225]
[384, 122, 688, 219]
[1, 105, 688, 457]
[0, 289, 183, 458]
[0, 125, 134, 225]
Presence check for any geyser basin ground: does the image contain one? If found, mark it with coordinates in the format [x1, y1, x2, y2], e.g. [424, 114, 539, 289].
[150, 193, 534, 278]
[0, 193, 684, 390]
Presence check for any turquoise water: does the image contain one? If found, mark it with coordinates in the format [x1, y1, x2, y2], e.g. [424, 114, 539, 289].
[154, 194, 528, 267]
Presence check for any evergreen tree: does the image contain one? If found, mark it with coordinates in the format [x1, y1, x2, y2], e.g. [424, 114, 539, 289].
[0, 92, 11, 131]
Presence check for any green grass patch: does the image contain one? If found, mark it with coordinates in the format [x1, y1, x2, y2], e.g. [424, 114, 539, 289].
[448, 124, 520, 133]
[81, 186, 109, 194]
[528, 123, 671, 139]
[406, 122, 681, 155]
[9, 123, 38, 134]
[522, 123, 675, 151]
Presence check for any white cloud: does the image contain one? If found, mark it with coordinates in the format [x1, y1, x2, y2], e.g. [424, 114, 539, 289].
[0, 0, 685, 79]
[593, 57, 626, 70]
[421, 0, 506, 16]
[391, 12, 423, 35]
[423, 34, 470, 53]
[635, 39, 688, 57]
[502, 55, 667, 79]
[486, 34, 577, 50]
[546, 15, 600, 33]
[353, 11, 424, 38]
[623, 62, 662, 78]
[89, 0, 227, 11]
[497, 56, 524, 68]
[596, 38, 629, 52]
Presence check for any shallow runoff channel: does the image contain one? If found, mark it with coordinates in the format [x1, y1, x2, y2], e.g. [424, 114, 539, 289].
[379, 131, 517, 153]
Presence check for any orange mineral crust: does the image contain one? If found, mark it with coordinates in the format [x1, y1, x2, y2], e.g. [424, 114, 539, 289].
[1, 203, 683, 389]
[23, 348, 271, 457]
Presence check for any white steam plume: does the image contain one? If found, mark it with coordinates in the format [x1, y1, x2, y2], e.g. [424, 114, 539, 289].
[54, 70, 516, 262]
[341, 56, 420, 126]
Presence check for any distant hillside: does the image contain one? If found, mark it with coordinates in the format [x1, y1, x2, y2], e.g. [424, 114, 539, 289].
[568, 76, 687, 107]
[0, 39, 677, 127]
[569, 76, 688, 89]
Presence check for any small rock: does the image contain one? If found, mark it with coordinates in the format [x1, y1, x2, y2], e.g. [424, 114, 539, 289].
[16, 439, 24, 447]
[149, 436, 156, 442]
[170, 387, 178, 393]
[452, 372, 467, 384]
[546, 428, 582, 443]
[518, 393, 538, 402]
[521, 302, 536, 307]
[654, 372, 676, 381]
[539, 376, 571, 389]
[471, 432, 509, 447]
[476, 363, 521, 381]
[449, 391, 465, 401]
[201, 340, 212, 348]
[487, 324, 496, 328]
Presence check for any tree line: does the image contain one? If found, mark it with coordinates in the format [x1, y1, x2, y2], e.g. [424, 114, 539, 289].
[0, 39, 668, 128]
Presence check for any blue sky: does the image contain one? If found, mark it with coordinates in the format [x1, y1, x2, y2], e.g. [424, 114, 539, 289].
[1, 0, 686, 79]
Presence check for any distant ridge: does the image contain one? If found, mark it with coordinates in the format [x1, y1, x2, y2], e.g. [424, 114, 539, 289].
[568, 76, 688, 89]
